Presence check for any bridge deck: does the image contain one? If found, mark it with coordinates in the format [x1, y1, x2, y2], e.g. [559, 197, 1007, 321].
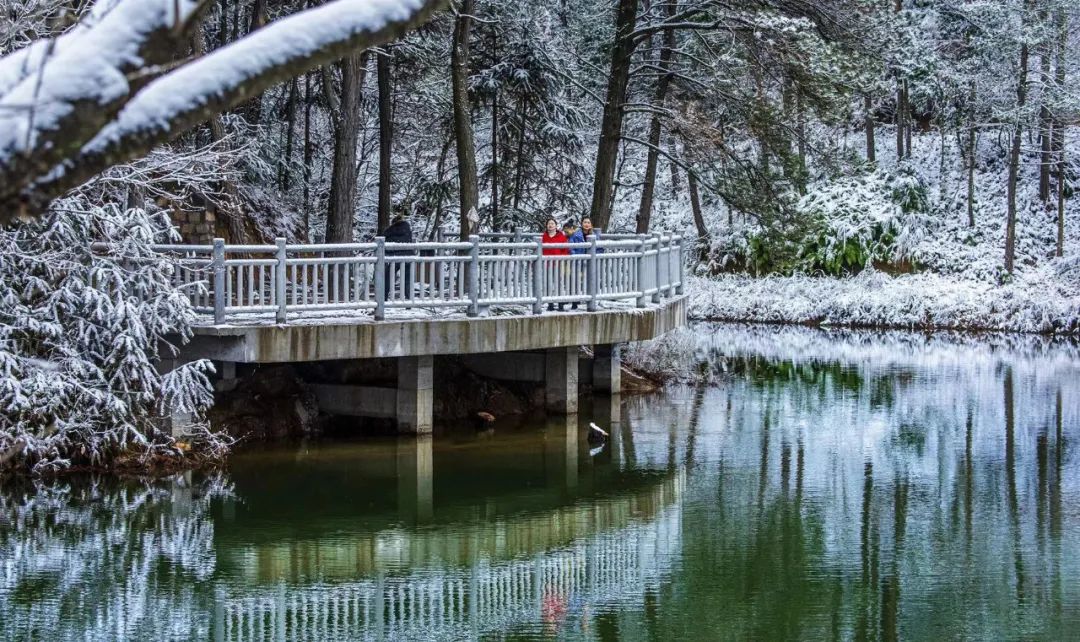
[182, 296, 685, 363]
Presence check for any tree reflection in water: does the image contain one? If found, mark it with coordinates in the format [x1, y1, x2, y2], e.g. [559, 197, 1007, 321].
[1, 324, 1079, 641]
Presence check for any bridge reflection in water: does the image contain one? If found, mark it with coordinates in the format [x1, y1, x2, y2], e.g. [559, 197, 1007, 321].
[0, 405, 691, 641]
[216, 484, 682, 641]
[208, 415, 685, 641]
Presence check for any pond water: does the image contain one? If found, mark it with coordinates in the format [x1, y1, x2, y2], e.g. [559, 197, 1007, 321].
[2, 323, 1079, 641]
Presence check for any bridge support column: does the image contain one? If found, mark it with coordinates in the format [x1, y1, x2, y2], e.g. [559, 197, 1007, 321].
[214, 360, 237, 392]
[544, 346, 579, 414]
[396, 355, 434, 434]
[544, 415, 579, 492]
[592, 343, 623, 393]
[396, 435, 433, 524]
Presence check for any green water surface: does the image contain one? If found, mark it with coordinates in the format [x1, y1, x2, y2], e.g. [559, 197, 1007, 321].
[2, 324, 1078, 641]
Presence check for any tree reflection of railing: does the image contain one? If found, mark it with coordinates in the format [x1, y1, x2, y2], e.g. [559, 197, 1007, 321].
[217, 471, 684, 642]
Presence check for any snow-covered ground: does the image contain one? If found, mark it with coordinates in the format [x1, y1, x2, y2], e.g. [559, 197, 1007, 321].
[664, 128, 1080, 334]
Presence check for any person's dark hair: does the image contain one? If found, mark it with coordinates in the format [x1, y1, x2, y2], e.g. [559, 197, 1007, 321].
[581, 217, 592, 226]
[563, 219, 577, 229]
[544, 217, 558, 226]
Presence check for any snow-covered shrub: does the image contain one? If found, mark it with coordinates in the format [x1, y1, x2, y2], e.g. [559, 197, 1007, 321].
[0, 201, 226, 475]
[795, 169, 929, 275]
[709, 168, 930, 277]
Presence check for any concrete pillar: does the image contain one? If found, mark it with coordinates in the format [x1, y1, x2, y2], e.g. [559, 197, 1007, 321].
[396, 435, 433, 524]
[544, 346, 579, 414]
[156, 358, 193, 437]
[397, 355, 434, 434]
[594, 392, 622, 429]
[214, 360, 238, 392]
[592, 343, 623, 393]
[544, 414, 579, 492]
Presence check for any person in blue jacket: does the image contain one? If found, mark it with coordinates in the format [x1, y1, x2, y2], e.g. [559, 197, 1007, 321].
[563, 219, 586, 309]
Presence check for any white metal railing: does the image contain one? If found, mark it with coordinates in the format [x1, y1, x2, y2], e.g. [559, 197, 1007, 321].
[153, 233, 684, 325]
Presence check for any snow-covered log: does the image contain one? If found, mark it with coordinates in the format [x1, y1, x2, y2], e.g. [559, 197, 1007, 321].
[0, 0, 446, 223]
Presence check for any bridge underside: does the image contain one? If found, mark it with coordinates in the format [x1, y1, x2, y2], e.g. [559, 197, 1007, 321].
[170, 297, 685, 434]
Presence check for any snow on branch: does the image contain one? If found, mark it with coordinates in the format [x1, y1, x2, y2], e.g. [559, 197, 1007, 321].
[0, 0, 445, 224]
[0, 1, 209, 207]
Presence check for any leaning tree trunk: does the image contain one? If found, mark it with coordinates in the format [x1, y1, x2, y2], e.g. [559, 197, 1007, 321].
[1005, 1, 1031, 275]
[635, 0, 675, 234]
[325, 53, 368, 244]
[451, 0, 479, 239]
[589, 0, 638, 231]
[377, 49, 393, 235]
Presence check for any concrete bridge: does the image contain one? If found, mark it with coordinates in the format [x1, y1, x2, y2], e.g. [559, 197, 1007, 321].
[160, 233, 688, 432]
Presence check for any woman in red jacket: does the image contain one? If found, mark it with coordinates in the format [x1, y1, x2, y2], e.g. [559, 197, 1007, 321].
[541, 217, 568, 311]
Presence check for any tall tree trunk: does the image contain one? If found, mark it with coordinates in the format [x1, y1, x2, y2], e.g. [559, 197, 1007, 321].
[669, 141, 681, 197]
[796, 90, 807, 194]
[589, 0, 638, 230]
[1054, 3, 1067, 257]
[903, 80, 912, 157]
[302, 71, 314, 239]
[326, 53, 369, 244]
[218, 0, 228, 48]
[281, 78, 297, 191]
[451, 0, 479, 239]
[1039, 5, 1053, 202]
[688, 169, 707, 240]
[864, 94, 876, 163]
[511, 94, 529, 212]
[377, 49, 393, 235]
[635, 0, 675, 233]
[1005, 1, 1031, 275]
[242, 0, 268, 125]
[490, 29, 501, 230]
[966, 83, 976, 227]
[688, 172, 709, 263]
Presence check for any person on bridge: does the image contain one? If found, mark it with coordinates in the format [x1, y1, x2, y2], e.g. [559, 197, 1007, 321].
[581, 217, 603, 250]
[542, 217, 568, 312]
[564, 220, 586, 310]
[381, 213, 414, 300]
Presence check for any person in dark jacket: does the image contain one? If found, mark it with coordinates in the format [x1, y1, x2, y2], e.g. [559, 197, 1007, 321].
[381, 213, 413, 299]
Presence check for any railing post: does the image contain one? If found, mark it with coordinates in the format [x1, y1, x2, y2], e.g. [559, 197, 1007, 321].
[532, 238, 544, 314]
[586, 236, 598, 312]
[374, 236, 386, 320]
[212, 238, 226, 324]
[635, 235, 648, 308]
[675, 235, 685, 295]
[274, 237, 287, 324]
[652, 232, 663, 303]
[467, 234, 480, 317]
[513, 226, 521, 244]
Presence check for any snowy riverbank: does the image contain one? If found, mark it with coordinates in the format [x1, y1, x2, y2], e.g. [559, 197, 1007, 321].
[685, 267, 1080, 334]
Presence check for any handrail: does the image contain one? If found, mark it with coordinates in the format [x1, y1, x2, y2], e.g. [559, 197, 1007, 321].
[149, 233, 685, 324]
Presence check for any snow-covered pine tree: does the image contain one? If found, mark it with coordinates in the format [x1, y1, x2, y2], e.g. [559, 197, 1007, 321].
[0, 201, 222, 474]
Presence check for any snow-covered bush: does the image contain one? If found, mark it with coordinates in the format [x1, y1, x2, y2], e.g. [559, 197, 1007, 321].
[708, 168, 930, 277]
[0, 201, 226, 475]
